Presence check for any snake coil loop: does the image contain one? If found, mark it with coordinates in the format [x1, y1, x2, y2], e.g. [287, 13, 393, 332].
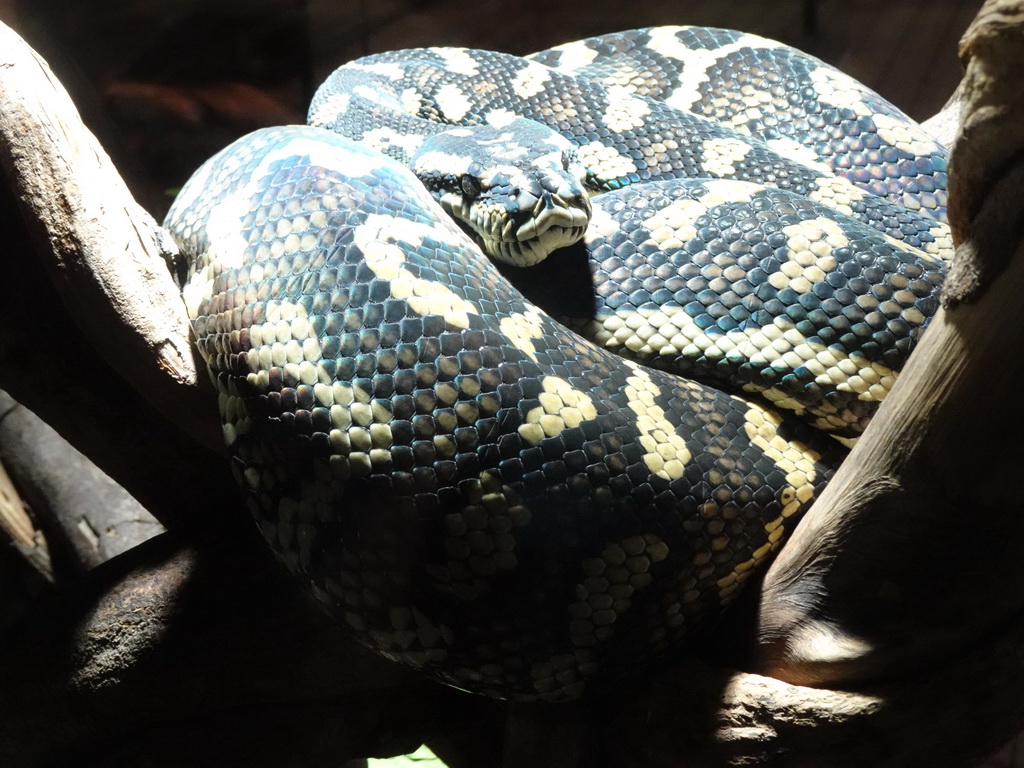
[166, 26, 947, 701]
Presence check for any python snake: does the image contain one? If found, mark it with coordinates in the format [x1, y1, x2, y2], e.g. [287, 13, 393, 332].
[165, 27, 948, 701]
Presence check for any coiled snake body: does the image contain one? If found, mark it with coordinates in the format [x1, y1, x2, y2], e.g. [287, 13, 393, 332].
[166, 27, 947, 701]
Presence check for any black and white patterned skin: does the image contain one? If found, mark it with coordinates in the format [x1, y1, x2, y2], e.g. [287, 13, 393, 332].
[518, 177, 944, 439]
[165, 28, 948, 701]
[308, 41, 952, 261]
[528, 25, 949, 223]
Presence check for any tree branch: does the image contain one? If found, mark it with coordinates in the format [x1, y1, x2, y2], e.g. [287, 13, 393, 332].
[0, 524, 503, 768]
[754, 0, 1024, 690]
[0, 22, 243, 530]
[0, 390, 163, 574]
[0, 23, 198, 418]
[0, 20, 218, 454]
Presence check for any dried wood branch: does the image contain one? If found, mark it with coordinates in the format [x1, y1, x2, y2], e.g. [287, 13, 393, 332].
[0, 390, 163, 574]
[0, 525, 496, 768]
[0, 456, 51, 583]
[750, 0, 1024, 697]
[0, 20, 217, 453]
[0, 22, 242, 530]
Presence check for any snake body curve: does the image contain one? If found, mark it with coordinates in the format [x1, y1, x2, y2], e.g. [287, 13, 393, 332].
[528, 25, 949, 221]
[308, 34, 952, 260]
[166, 28, 947, 701]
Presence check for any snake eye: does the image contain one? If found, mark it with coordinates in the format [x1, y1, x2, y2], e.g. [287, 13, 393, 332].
[461, 175, 481, 197]
[561, 150, 573, 171]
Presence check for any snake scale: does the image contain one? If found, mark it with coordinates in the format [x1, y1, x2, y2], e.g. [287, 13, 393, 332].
[165, 26, 948, 701]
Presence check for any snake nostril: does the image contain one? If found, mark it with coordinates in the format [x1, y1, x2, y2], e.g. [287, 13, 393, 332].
[510, 186, 521, 199]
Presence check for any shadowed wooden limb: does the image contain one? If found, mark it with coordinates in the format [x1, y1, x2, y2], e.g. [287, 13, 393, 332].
[0, 390, 164, 575]
[0, 523, 506, 767]
[0, 164, 237, 530]
[754, 0, 1024, 691]
[0, 22, 239, 531]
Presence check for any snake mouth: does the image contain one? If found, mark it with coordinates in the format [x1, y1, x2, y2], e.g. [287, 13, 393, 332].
[482, 197, 591, 265]
[467, 189, 593, 266]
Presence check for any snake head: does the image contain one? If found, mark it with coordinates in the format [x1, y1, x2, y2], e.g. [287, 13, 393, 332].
[411, 119, 592, 265]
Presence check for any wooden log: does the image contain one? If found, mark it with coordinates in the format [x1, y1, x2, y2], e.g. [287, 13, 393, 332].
[0, 390, 163, 574]
[0, 22, 242, 529]
[0, 21, 204, 441]
[0, 524, 505, 767]
[753, 0, 1024, 692]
